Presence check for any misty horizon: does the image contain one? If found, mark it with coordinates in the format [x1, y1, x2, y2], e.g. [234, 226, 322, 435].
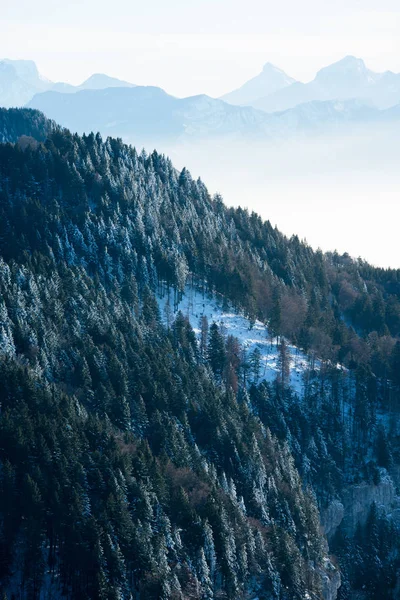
[159, 124, 400, 269]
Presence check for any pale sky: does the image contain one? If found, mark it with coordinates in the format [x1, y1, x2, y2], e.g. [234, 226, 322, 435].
[2, 0, 400, 97]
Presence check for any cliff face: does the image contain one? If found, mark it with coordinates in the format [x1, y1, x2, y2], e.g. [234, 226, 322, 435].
[341, 477, 400, 531]
[320, 500, 345, 539]
[318, 558, 341, 600]
[321, 474, 400, 540]
[319, 476, 400, 600]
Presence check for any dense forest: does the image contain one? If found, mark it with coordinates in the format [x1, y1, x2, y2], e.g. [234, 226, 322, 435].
[0, 109, 399, 599]
[0, 108, 55, 144]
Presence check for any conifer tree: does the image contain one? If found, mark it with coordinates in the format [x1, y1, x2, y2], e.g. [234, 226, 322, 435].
[207, 323, 226, 378]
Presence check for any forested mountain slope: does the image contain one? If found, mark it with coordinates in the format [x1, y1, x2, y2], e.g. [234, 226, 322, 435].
[0, 107, 56, 143]
[0, 108, 400, 599]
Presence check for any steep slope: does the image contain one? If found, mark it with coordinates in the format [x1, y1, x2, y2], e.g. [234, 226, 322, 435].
[254, 56, 400, 113]
[220, 62, 296, 107]
[0, 108, 339, 600]
[158, 285, 312, 394]
[0, 107, 56, 143]
[1, 109, 400, 599]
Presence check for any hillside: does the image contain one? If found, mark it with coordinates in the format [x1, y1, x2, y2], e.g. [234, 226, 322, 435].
[0, 109, 400, 599]
[0, 108, 333, 600]
[0, 107, 56, 143]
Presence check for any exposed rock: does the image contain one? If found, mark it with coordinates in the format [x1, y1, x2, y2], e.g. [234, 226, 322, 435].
[341, 476, 400, 532]
[319, 474, 400, 600]
[320, 500, 344, 538]
[321, 475, 400, 540]
[317, 558, 341, 600]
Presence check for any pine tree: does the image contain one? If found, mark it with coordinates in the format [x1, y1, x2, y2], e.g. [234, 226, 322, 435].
[207, 323, 226, 378]
[375, 424, 392, 469]
[250, 346, 262, 381]
[199, 314, 209, 359]
[269, 288, 281, 341]
[277, 338, 290, 389]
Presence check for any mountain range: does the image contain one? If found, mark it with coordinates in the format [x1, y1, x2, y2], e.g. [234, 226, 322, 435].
[26, 86, 274, 144]
[26, 85, 400, 148]
[247, 56, 400, 112]
[0, 58, 136, 107]
[2, 56, 400, 146]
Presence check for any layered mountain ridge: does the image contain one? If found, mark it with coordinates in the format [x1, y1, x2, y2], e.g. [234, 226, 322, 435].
[3, 56, 400, 148]
[26, 85, 400, 149]
[0, 58, 136, 107]
[251, 55, 400, 112]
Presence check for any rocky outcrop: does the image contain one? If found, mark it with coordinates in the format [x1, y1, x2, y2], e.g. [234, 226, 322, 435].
[318, 474, 400, 600]
[341, 477, 399, 532]
[321, 474, 400, 539]
[320, 500, 344, 539]
[318, 558, 341, 600]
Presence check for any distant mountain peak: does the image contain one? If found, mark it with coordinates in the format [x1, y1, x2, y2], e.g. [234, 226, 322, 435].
[3, 58, 41, 75]
[79, 73, 136, 90]
[0, 58, 53, 107]
[83, 73, 108, 83]
[1, 58, 53, 88]
[315, 55, 372, 81]
[338, 55, 365, 66]
[262, 62, 287, 74]
[220, 62, 296, 107]
[253, 55, 400, 113]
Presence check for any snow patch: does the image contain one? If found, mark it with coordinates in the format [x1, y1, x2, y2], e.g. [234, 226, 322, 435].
[158, 285, 312, 394]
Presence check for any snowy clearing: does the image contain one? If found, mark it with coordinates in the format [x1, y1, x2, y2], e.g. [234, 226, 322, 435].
[158, 285, 313, 394]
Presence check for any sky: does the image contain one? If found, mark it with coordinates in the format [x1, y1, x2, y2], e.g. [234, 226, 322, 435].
[2, 0, 400, 97]
[2, 0, 400, 267]
[168, 126, 400, 269]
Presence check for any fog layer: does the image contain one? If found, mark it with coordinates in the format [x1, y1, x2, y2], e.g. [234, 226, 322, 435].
[160, 124, 400, 268]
